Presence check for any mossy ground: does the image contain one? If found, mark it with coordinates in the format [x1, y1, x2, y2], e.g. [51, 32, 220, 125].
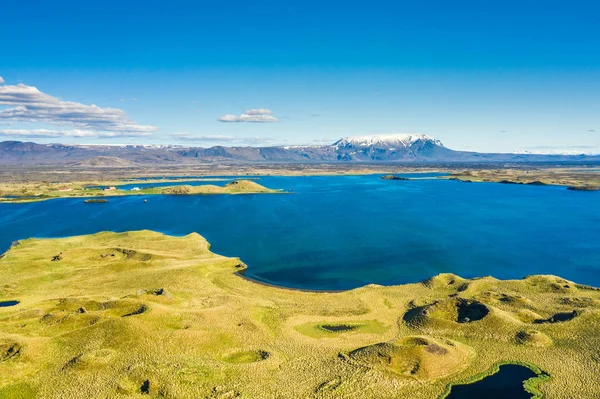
[1, 231, 599, 398]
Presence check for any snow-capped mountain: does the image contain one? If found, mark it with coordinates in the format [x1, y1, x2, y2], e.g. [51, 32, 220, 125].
[2, 135, 600, 165]
[333, 134, 444, 149]
[329, 134, 452, 161]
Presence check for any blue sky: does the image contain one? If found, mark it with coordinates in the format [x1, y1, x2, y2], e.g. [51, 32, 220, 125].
[0, 0, 598, 153]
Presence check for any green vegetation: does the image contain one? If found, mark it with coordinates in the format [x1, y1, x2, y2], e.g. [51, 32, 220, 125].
[1, 231, 600, 398]
[222, 349, 270, 364]
[446, 168, 600, 188]
[295, 320, 388, 338]
[0, 179, 281, 203]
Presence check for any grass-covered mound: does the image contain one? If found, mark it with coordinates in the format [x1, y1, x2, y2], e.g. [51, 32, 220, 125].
[222, 349, 270, 364]
[346, 336, 472, 380]
[159, 179, 276, 195]
[1, 231, 600, 398]
[404, 298, 491, 327]
[515, 330, 553, 347]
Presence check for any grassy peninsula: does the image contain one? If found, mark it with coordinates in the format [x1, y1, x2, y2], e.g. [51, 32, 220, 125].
[0, 179, 280, 203]
[445, 168, 600, 188]
[1, 231, 599, 398]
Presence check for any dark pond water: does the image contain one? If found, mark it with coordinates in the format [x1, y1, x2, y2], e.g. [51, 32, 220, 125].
[1, 174, 599, 290]
[320, 324, 358, 332]
[445, 364, 540, 399]
[0, 300, 20, 307]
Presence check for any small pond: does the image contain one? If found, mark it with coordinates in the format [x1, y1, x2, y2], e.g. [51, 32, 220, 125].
[319, 324, 358, 332]
[444, 364, 543, 399]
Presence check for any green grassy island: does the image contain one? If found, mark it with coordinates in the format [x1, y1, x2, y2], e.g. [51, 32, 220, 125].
[1, 231, 599, 398]
[0, 179, 281, 203]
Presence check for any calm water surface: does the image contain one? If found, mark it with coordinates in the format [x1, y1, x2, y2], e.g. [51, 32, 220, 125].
[1, 175, 599, 290]
[445, 365, 539, 399]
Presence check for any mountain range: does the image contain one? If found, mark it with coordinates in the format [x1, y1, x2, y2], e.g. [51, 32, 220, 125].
[1, 134, 599, 166]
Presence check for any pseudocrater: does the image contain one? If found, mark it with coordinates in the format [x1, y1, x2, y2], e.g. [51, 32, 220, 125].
[222, 349, 270, 364]
[347, 336, 472, 380]
[404, 298, 490, 327]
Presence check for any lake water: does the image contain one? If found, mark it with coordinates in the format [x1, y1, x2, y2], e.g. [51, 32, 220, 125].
[445, 364, 539, 399]
[86, 177, 234, 190]
[1, 174, 599, 290]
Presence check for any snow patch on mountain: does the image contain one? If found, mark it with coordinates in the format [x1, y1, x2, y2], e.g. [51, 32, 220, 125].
[332, 134, 443, 149]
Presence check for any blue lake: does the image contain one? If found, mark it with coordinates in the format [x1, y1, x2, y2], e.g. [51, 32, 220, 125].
[1, 174, 599, 290]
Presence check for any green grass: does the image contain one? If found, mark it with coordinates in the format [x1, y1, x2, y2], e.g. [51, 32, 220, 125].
[0, 179, 282, 203]
[1, 231, 599, 398]
[295, 320, 388, 338]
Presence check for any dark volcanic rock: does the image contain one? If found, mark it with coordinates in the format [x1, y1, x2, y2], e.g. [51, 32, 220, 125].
[380, 175, 410, 181]
[567, 185, 600, 191]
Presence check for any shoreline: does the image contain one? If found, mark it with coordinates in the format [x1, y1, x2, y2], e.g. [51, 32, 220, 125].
[4, 229, 599, 293]
[0, 190, 287, 204]
[0, 180, 286, 204]
[437, 361, 551, 399]
[234, 268, 347, 294]
[1, 230, 598, 398]
[3, 169, 600, 203]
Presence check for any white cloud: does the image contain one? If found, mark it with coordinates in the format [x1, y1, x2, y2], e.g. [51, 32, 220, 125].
[0, 83, 157, 134]
[171, 132, 276, 145]
[244, 109, 273, 115]
[0, 76, 5, 84]
[217, 108, 279, 123]
[0, 129, 152, 139]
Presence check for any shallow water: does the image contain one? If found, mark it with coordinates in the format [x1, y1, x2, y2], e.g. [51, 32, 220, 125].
[445, 364, 539, 399]
[0, 300, 19, 307]
[1, 174, 599, 290]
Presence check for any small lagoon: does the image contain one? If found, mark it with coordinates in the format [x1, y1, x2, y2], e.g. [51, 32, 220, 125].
[1, 174, 599, 290]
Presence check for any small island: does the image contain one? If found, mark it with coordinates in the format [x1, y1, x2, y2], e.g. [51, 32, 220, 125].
[0, 179, 281, 203]
[380, 175, 410, 180]
[566, 185, 600, 191]
[84, 199, 109, 203]
[1, 231, 599, 398]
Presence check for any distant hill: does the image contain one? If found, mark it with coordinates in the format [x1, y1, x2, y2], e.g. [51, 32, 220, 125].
[1, 135, 599, 166]
[74, 156, 138, 167]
